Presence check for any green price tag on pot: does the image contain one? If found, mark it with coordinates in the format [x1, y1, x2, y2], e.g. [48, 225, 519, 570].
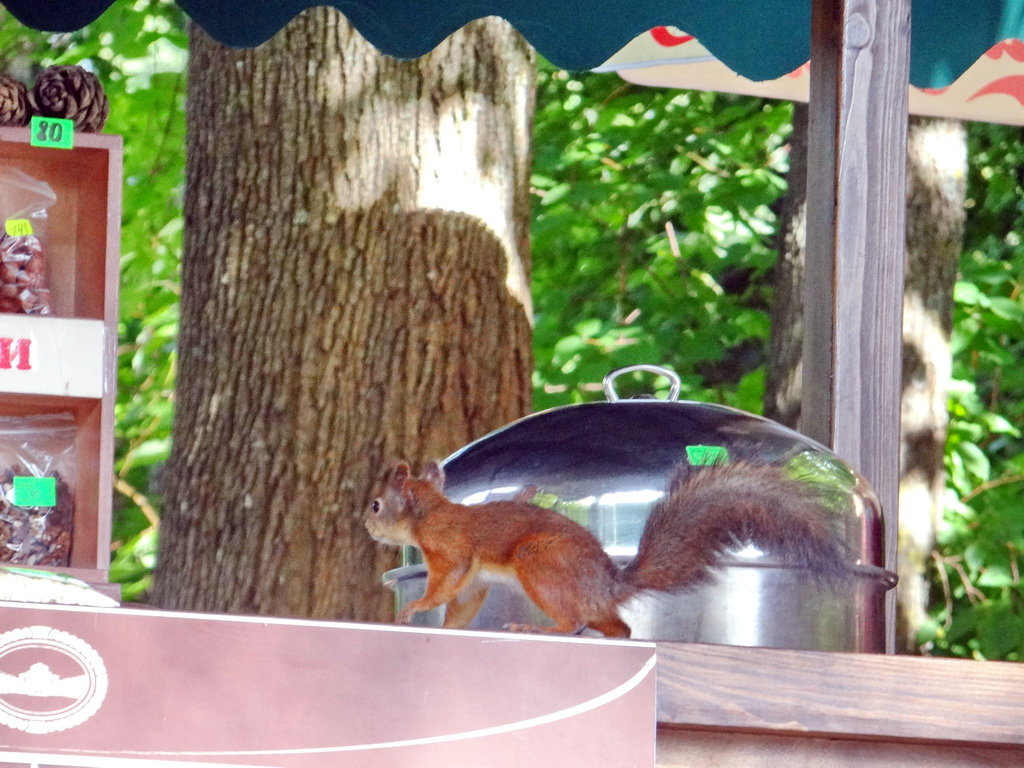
[12, 476, 57, 507]
[686, 445, 730, 466]
[30, 116, 74, 149]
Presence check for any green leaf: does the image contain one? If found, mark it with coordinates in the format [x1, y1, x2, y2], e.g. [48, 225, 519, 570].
[982, 412, 1021, 437]
[953, 280, 985, 306]
[957, 442, 992, 483]
[977, 609, 1024, 659]
[987, 297, 1023, 322]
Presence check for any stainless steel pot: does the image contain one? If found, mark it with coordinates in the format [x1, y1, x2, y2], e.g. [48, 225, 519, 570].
[384, 365, 896, 651]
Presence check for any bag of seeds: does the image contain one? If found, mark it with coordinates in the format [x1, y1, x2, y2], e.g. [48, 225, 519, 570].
[0, 167, 57, 315]
[0, 413, 76, 566]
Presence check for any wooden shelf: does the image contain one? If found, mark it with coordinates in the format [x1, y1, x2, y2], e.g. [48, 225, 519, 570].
[0, 128, 122, 321]
[0, 315, 106, 398]
[655, 642, 1024, 765]
[0, 128, 122, 585]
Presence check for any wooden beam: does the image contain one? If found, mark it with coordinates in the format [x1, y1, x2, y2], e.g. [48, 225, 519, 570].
[656, 642, 1024, 746]
[802, 0, 910, 651]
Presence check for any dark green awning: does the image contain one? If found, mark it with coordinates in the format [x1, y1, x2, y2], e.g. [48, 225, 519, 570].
[5, 0, 1023, 88]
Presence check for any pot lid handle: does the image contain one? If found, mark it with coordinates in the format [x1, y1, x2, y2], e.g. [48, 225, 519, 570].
[603, 365, 681, 402]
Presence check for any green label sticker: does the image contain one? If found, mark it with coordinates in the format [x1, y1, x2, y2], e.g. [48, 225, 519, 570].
[12, 476, 57, 507]
[686, 445, 730, 466]
[4, 219, 33, 237]
[30, 115, 74, 149]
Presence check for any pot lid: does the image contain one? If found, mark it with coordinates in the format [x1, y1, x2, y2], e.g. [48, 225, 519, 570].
[442, 365, 886, 568]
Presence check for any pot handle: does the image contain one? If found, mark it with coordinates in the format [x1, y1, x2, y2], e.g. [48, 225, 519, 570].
[602, 365, 681, 402]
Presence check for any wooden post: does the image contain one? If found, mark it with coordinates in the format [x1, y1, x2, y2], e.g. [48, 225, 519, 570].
[803, 0, 910, 651]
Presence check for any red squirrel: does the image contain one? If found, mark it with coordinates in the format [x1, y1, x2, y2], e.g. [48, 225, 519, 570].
[365, 459, 848, 638]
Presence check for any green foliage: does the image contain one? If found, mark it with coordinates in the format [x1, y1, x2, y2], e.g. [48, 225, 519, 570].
[105, 4, 186, 601]
[531, 62, 790, 412]
[532, 68, 1024, 662]
[921, 122, 1024, 661]
[0, 3, 186, 600]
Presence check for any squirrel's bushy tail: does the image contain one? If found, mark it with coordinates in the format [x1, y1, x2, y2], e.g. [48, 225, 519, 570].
[620, 460, 848, 594]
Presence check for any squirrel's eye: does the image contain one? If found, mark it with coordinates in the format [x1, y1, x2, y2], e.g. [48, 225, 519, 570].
[371, 499, 381, 514]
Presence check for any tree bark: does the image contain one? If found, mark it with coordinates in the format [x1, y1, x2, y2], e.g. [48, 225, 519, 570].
[151, 11, 535, 622]
[764, 104, 809, 430]
[766, 107, 965, 653]
[897, 117, 965, 653]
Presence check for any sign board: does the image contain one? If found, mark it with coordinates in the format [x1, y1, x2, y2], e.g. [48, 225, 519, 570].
[0, 602, 655, 767]
[0, 317, 106, 399]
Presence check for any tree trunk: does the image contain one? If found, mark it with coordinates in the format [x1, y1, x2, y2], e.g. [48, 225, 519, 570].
[897, 117, 965, 653]
[766, 107, 965, 653]
[151, 11, 535, 622]
[764, 104, 809, 430]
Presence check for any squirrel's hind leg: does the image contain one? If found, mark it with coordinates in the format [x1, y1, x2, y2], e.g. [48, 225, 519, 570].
[502, 617, 629, 637]
[585, 616, 631, 638]
[506, 568, 587, 635]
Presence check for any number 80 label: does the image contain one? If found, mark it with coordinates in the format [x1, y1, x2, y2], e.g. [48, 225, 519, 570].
[30, 116, 75, 149]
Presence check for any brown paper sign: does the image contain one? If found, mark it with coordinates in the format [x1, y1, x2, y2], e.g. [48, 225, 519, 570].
[0, 602, 655, 767]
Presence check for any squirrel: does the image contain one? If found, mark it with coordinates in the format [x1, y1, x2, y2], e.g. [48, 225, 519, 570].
[365, 459, 849, 638]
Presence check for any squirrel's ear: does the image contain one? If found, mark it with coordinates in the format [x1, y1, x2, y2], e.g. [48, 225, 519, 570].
[389, 462, 411, 488]
[421, 461, 445, 490]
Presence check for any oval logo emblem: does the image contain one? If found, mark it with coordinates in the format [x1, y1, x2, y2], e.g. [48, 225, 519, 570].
[0, 625, 108, 734]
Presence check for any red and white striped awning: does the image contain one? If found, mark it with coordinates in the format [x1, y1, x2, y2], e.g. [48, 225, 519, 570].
[598, 27, 1024, 125]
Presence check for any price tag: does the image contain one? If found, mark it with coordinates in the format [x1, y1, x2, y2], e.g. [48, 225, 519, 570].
[12, 476, 57, 507]
[30, 115, 75, 149]
[685, 445, 730, 466]
[3, 219, 33, 237]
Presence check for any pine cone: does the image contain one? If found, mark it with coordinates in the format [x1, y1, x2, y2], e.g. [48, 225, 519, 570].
[29, 65, 109, 132]
[0, 74, 29, 127]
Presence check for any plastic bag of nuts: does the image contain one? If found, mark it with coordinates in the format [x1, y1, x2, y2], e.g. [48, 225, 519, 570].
[0, 167, 57, 315]
[0, 413, 76, 567]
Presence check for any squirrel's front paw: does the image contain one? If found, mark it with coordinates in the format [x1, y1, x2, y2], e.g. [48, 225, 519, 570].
[503, 622, 541, 633]
[396, 606, 416, 624]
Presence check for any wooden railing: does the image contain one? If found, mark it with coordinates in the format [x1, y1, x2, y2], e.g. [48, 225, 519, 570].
[656, 642, 1024, 766]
